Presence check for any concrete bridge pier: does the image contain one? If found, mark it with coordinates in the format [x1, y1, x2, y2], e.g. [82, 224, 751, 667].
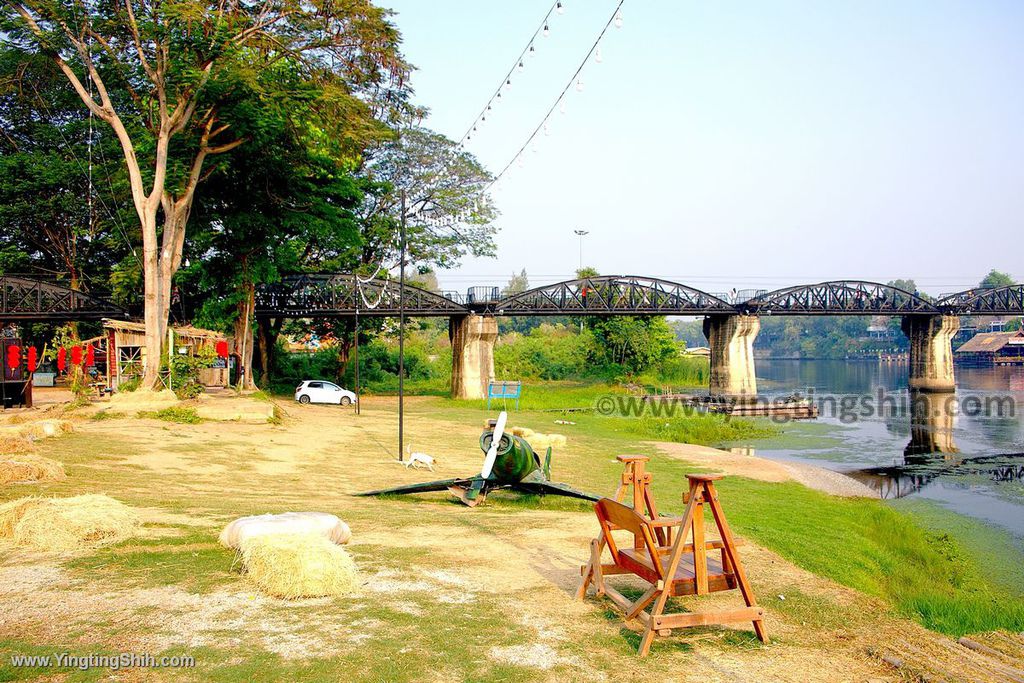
[901, 315, 959, 393]
[450, 314, 497, 400]
[905, 391, 959, 458]
[703, 314, 760, 401]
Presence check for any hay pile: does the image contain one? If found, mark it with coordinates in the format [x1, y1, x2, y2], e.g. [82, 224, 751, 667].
[20, 420, 74, 439]
[0, 434, 35, 455]
[509, 427, 567, 450]
[239, 532, 358, 599]
[0, 494, 140, 551]
[0, 454, 66, 485]
[219, 512, 351, 549]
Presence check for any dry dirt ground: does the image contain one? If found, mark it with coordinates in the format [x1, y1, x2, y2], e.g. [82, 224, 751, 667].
[1, 395, 1021, 682]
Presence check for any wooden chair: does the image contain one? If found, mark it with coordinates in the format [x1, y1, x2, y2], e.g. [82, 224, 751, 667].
[578, 472, 767, 657]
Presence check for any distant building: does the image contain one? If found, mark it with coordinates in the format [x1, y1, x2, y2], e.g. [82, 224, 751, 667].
[867, 315, 893, 340]
[954, 330, 1024, 366]
[683, 346, 711, 358]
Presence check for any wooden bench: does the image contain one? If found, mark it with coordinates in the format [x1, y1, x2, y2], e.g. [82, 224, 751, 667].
[578, 464, 768, 656]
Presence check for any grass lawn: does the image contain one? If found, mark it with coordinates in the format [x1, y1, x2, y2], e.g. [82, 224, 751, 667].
[1, 388, 1022, 681]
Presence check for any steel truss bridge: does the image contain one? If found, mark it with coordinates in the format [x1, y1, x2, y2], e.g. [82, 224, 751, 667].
[254, 275, 1024, 319]
[0, 275, 127, 321]
[3, 274, 1019, 322]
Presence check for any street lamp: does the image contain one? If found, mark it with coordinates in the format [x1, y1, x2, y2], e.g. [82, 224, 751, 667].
[574, 229, 589, 274]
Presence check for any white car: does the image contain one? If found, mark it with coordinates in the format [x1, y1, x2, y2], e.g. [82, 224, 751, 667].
[294, 380, 358, 406]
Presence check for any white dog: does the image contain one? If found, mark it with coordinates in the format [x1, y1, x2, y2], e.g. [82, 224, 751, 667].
[405, 452, 435, 471]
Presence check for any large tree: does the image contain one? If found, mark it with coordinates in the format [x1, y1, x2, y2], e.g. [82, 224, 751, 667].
[0, 49, 131, 288]
[356, 126, 497, 271]
[3, 0, 408, 388]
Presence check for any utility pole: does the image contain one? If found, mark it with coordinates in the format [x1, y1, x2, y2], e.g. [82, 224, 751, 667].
[398, 191, 407, 462]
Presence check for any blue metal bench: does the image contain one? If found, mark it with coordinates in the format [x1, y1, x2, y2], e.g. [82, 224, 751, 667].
[487, 380, 522, 410]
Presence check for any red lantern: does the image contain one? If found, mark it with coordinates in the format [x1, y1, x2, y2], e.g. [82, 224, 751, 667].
[71, 345, 83, 366]
[27, 347, 38, 373]
[5, 344, 19, 370]
[86, 343, 95, 367]
[216, 340, 229, 358]
[57, 347, 67, 372]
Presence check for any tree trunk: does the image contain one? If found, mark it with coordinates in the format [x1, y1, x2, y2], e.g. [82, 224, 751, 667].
[233, 282, 257, 390]
[337, 338, 352, 381]
[260, 319, 280, 382]
[141, 213, 165, 390]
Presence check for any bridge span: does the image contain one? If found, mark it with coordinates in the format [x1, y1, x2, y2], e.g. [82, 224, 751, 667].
[254, 275, 1024, 399]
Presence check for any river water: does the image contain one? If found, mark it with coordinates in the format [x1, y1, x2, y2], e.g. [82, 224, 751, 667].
[737, 360, 1024, 536]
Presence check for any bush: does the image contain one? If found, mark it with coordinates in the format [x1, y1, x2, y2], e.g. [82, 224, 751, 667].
[117, 376, 142, 393]
[140, 407, 201, 424]
[169, 349, 215, 400]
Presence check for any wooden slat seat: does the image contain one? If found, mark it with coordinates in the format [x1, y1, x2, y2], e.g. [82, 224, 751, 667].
[618, 548, 736, 595]
[578, 471, 767, 656]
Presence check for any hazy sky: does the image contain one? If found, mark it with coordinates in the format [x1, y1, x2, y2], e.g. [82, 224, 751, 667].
[381, 0, 1023, 298]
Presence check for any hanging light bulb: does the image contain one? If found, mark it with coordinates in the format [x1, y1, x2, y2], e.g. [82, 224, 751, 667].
[559, 99, 567, 114]
[543, 123, 550, 136]
[505, 78, 512, 90]
[543, 23, 550, 37]
[556, 1, 565, 14]
[595, 46, 603, 63]
[575, 77, 584, 92]
[518, 156, 525, 168]
[532, 141, 539, 153]
[614, 9, 623, 28]
[529, 44, 536, 57]
[518, 60, 524, 72]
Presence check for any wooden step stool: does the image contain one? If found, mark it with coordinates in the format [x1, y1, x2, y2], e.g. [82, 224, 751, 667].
[577, 455, 768, 656]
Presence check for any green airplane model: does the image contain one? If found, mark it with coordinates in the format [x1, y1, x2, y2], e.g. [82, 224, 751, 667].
[356, 412, 599, 507]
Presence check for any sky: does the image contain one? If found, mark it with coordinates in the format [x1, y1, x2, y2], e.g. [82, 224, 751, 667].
[380, 0, 1023, 299]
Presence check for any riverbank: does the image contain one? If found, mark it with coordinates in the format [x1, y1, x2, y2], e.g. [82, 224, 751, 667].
[1, 394, 1022, 681]
[653, 441, 878, 497]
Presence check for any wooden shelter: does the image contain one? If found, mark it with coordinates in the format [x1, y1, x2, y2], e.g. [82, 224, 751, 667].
[955, 329, 1024, 367]
[100, 319, 232, 389]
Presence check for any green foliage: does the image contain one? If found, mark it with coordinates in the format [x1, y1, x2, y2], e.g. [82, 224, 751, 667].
[117, 376, 142, 393]
[981, 269, 1014, 288]
[620, 414, 777, 446]
[169, 348, 215, 400]
[585, 315, 679, 377]
[47, 325, 90, 398]
[495, 324, 597, 380]
[140, 407, 201, 424]
[0, 50, 131, 283]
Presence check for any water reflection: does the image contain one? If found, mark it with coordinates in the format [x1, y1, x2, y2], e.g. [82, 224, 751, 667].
[848, 453, 1024, 500]
[749, 360, 1024, 534]
[904, 392, 958, 458]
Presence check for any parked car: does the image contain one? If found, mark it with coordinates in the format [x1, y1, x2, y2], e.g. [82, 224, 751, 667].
[294, 380, 358, 406]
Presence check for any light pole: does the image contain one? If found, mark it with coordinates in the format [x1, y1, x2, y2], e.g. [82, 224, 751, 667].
[574, 229, 589, 274]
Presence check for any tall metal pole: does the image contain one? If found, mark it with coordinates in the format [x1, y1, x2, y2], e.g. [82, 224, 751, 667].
[574, 229, 589, 274]
[398, 191, 407, 462]
[354, 305, 360, 415]
[574, 229, 589, 333]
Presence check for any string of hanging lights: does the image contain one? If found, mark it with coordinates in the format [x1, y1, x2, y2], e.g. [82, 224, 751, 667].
[458, 0, 572, 147]
[488, 0, 625, 187]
